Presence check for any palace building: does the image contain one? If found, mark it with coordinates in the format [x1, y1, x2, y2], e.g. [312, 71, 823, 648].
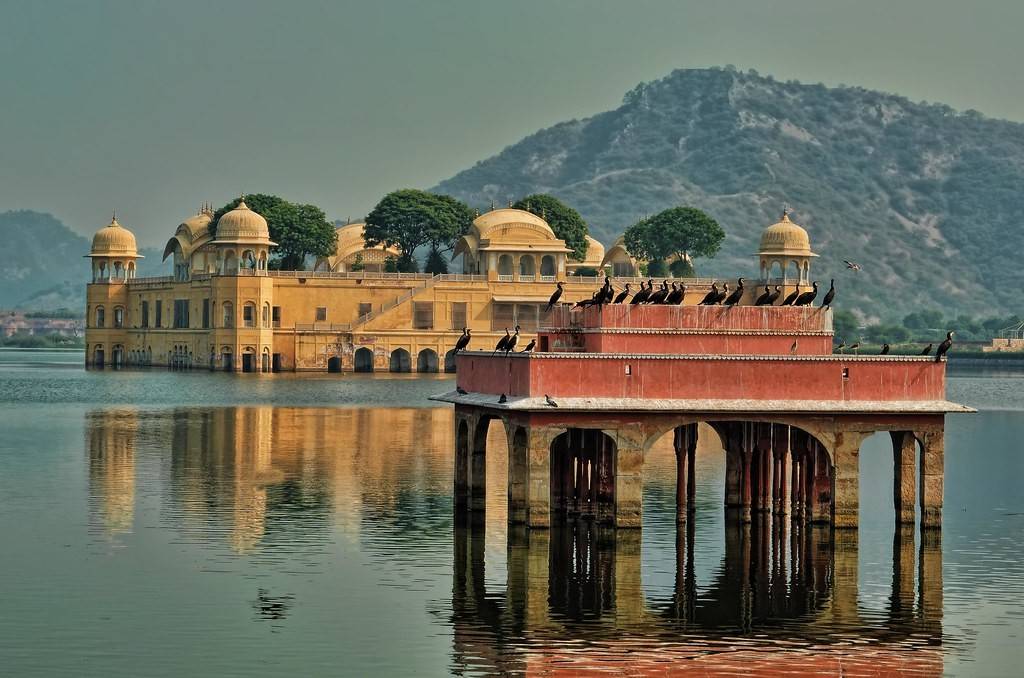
[84, 201, 815, 373]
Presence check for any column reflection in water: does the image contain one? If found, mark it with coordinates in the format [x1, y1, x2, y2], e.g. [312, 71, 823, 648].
[87, 408, 139, 538]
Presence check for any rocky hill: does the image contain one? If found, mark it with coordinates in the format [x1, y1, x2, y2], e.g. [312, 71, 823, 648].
[434, 67, 1024, 320]
[0, 210, 163, 310]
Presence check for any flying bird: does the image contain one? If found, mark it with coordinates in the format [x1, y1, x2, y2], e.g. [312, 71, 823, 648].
[880, 343, 890, 355]
[544, 394, 559, 408]
[935, 331, 954, 362]
[521, 338, 536, 353]
[453, 328, 471, 353]
[844, 260, 862, 272]
[545, 281, 564, 311]
[821, 279, 836, 309]
[613, 283, 632, 304]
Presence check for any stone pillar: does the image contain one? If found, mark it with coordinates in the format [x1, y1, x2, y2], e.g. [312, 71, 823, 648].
[507, 424, 528, 524]
[790, 450, 803, 520]
[614, 431, 644, 528]
[832, 429, 870, 528]
[890, 431, 916, 525]
[613, 530, 645, 625]
[725, 447, 742, 507]
[919, 528, 943, 632]
[803, 442, 817, 522]
[890, 524, 916, 623]
[673, 517, 696, 622]
[919, 429, 944, 528]
[773, 425, 790, 515]
[741, 445, 753, 524]
[687, 437, 696, 514]
[470, 434, 487, 513]
[831, 528, 859, 624]
[526, 426, 554, 528]
[673, 424, 697, 523]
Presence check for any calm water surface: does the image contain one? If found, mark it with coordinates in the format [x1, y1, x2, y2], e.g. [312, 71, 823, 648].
[1, 349, 1022, 676]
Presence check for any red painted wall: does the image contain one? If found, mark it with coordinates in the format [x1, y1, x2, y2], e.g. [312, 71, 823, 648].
[546, 305, 833, 333]
[457, 354, 946, 402]
[578, 333, 832, 355]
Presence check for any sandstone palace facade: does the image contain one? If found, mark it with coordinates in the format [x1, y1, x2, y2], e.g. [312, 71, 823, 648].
[84, 200, 818, 373]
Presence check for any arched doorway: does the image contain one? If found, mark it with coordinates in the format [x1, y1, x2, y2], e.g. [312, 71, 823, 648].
[390, 348, 411, 372]
[417, 348, 439, 373]
[93, 345, 105, 368]
[550, 429, 618, 523]
[354, 347, 374, 372]
[221, 348, 233, 372]
[241, 347, 257, 373]
[111, 344, 124, 368]
[262, 348, 271, 373]
[444, 349, 457, 373]
[327, 356, 343, 373]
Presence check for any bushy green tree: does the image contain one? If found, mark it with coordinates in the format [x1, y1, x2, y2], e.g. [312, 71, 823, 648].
[211, 194, 337, 270]
[350, 253, 365, 272]
[623, 207, 725, 271]
[364, 189, 474, 265]
[832, 310, 859, 342]
[513, 194, 589, 262]
[424, 247, 449, 274]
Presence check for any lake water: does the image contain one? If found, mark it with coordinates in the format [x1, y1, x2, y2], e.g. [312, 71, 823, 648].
[1, 349, 1022, 676]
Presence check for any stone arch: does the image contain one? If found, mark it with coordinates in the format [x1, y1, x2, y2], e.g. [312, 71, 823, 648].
[223, 249, 238, 274]
[389, 348, 411, 372]
[444, 349, 457, 373]
[241, 346, 257, 373]
[497, 254, 514, 277]
[508, 426, 530, 523]
[241, 249, 256, 270]
[416, 348, 439, 373]
[93, 344, 105, 367]
[519, 255, 535, 277]
[113, 306, 125, 328]
[466, 414, 507, 513]
[540, 255, 556, 278]
[221, 346, 233, 372]
[787, 260, 801, 282]
[262, 303, 271, 328]
[261, 347, 271, 373]
[549, 428, 618, 524]
[354, 347, 374, 372]
[327, 356, 343, 373]
[94, 305, 106, 328]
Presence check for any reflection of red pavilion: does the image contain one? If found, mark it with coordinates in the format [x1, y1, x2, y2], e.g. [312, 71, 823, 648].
[437, 305, 971, 532]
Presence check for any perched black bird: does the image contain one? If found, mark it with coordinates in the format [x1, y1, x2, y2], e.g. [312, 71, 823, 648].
[715, 283, 730, 305]
[835, 341, 846, 354]
[754, 285, 773, 306]
[767, 285, 782, 305]
[521, 338, 536, 353]
[630, 280, 651, 305]
[919, 343, 933, 356]
[498, 393, 507, 404]
[880, 343, 890, 355]
[613, 283, 631, 304]
[794, 281, 819, 306]
[504, 326, 520, 354]
[596, 278, 614, 307]
[647, 280, 669, 305]
[821, 279, 836, 309]
[699, 282, 720, 306]
[456, 386, 468, 395]
[673, 283, 687, 304]
[493, 328, 511, 354]
[665, 282, 685, 305]
[935, 331, 954, 362]
[572, 291, 599, 309]
[544, 394, 559, 408]
[723, 278, 745, 306]
[849, 341, 860, 354]
[781, 284, 801, 306]
[453, 328, 471, 353]
[545, 281, 564, 311]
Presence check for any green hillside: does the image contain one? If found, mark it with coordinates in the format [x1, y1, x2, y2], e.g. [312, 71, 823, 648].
[434, 67, 1024, 320]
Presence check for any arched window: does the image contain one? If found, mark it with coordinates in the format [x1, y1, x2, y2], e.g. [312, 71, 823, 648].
[417, 348, 439, 373]
[94, 306, 105, 328]
[224, 250, 238, 275]
[540, 255, 556, 279]
[113, 261, 124, 280]
[389, 348, 411, 372]
[497, 254, 514, 279]
[242, 250, 256, 270]
[222, 302, 234, 328]
[113, 306, 124, 328]
[519, 256, 536, 279]
[243, 302, 257, 328]
[354, 347, 374, 372]
[262, 303, 270, 328]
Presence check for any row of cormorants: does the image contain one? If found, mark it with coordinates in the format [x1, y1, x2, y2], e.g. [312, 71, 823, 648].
[546, 277, 837, 311]
[838, 331, 954, 362]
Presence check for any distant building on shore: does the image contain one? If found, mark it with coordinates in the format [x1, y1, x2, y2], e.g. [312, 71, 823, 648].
[84, 200, 816, 372]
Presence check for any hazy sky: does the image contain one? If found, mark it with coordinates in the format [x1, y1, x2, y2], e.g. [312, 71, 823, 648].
[2, 0, 1022, 246]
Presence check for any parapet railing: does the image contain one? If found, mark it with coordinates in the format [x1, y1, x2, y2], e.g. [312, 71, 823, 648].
[295, 322, 354, 332]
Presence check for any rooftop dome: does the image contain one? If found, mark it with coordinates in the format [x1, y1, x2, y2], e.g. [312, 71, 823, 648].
[758, 210, 815, 256]
[215, 198, 275, 245]
[88, 215, 141, 258]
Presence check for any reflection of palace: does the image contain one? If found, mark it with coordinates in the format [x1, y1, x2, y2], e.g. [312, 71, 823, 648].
[84, 203, 817, 372]
[87, 408, 139, 537]
[451, 518, 943, 675]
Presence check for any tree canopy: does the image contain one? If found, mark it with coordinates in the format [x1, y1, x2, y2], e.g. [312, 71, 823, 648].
[364, 189, 474, 272]
[210, 194, 337, 270]
[623, 206, 725, 273]
[512, 194, 589, 261]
